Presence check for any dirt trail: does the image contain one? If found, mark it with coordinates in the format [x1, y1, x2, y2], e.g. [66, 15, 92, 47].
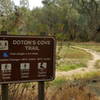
[87, 49, 100, 68]
[56, 46, 100, 78]
[73, 47, 100, 68]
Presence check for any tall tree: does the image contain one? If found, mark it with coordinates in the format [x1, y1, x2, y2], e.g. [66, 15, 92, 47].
[0, 0, 14, 32]
[0, 0, 14, 15]
[72, 0, 100, 40]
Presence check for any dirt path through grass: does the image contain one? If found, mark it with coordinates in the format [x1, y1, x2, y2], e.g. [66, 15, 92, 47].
[73, 47, 100, 68]
[87, 50, 100, 68]
[56, 46, 100, 78]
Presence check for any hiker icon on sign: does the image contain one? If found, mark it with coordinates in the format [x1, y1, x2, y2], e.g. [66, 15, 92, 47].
[20, 63, 30, 71]
[0, 40, 8, 50]
[20, 63, 30, 78]
[1, 64, 12, 72]
[38, 62, 47, 70]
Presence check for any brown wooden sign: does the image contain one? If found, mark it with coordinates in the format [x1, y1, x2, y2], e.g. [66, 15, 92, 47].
[0, 35, 56, 84]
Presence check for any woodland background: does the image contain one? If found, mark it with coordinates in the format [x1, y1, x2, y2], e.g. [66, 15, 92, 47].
[0, 0, 100, 42]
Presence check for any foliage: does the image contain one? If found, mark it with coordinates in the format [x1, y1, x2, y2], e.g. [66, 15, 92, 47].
[0, 0, 100, 39]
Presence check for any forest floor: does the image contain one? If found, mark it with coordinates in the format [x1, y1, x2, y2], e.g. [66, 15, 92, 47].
[53, 46, 100, 100]
[56, 46, 100, 78]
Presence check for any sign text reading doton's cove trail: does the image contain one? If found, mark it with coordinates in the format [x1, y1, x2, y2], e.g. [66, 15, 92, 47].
[0, 35, 55, 84]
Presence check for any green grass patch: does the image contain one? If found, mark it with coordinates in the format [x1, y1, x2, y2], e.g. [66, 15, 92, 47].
[57, 63, 86, 71]
[59, 46, 91, 59]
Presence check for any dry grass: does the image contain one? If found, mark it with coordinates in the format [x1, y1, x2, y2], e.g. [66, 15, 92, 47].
[95, 60, 100, 68]
[9, 81, 100, 100]
[46, 82, 100, 100]
[57, 45, 92, 71]
[75, 42, 100, 52]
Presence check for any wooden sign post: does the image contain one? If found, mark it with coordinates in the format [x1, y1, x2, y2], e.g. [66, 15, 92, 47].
[38, 81, 45, 100]
[2, 84, 9, 100]
[1, 32, 9, 100]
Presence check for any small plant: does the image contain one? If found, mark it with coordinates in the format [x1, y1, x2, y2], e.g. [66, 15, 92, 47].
[95, 60, 100, 68]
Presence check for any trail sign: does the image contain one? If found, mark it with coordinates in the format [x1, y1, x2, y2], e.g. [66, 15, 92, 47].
[0, 35, 56, 84]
